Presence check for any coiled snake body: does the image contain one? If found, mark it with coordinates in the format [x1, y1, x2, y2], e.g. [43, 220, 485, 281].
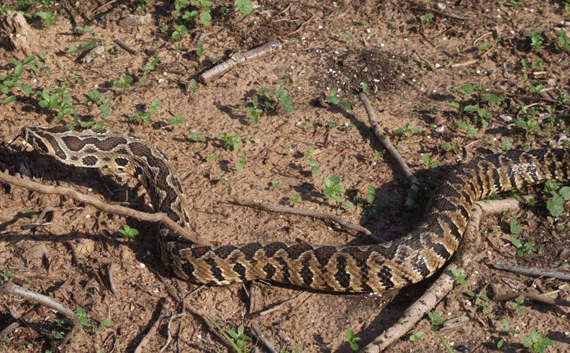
[21, 126, 570, 292]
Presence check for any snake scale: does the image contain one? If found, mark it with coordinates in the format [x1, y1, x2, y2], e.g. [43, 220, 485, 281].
[20, 125, 570, 292]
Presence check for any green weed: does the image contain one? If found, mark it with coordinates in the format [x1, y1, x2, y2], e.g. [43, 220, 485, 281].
[427, 310, 445, 331]
[344, 329, 360, 351]
[117, 225, 139, 240]
[130, 99, 160, 125]
[522, 330, 553, 353]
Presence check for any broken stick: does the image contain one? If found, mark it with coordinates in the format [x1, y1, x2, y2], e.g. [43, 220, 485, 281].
[199, 39, 282, 83]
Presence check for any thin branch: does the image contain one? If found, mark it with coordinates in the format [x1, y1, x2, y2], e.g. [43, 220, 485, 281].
[492, 263, 570, 282]
[228, 199, 379, 240]
[0, 280, 82, 349]
[115, 39, 137, 55]
[364, 265, 456, 353]
[251, 322, 278, 353]
[184, 307, 237, 351]
[358, 93, 420, 207]
[0, 170, 211, 246]
[134, 298, 169, 353]
[199, 40, 282, 83]
[494, 291, 570, 307]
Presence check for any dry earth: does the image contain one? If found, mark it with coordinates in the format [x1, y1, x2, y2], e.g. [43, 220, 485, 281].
[1, 1, 570, 352]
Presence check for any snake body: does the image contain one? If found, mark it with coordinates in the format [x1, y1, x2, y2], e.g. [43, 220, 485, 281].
[21, 126, 570, 292]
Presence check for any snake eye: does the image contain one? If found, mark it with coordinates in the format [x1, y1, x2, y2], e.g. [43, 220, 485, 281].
[34, 137, 50, 154]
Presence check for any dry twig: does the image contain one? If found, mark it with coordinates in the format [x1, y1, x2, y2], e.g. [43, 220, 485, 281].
[0, 280, 82, 349]
[251, 322, 278, 353]
[494, 291, 570, 307]
[0, 170, 211, 246]
[134, 298, 169, 353]
[492, 263, 570, 282]
[199, 40, 282, 83]
[358, 93, 420, 207]
[228, 198, 376, 239]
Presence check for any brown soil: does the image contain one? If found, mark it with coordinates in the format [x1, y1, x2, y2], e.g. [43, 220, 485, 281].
[1, 1, 570, 352]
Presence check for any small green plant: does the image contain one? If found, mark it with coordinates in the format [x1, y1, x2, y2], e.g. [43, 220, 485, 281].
[272, 89, 294, 112]
[172, 24, 187, 39]
[457, 122, 478, 137]
[478, 42, 492, 51]
[188, 78, 198, 94]
[467, 287, 492, 314]
[515, 118, 541, 135]
[394, 122, 419, 138]
[365, 185, 376, 204]
[442, 143, 459, 154]
[211, 319, 251, 353]
[81, 90, 111, 119]
[218, 133, 243, 151]
[269, 181, 280, 190]
[525, 29, 544, 51]
[37, 88, 76, 121]
[544, 180, 570, 217]
[291, 194, 300, 204]
[188, 133, 206, 142]
[558, 30, 570, 52]
[130, 99, 160, 125]
[522, 330, 553, 353]
[236, 156, 246, 171]
[168, 115, 186, 126]
[529, 84, 545, 94]
[113, 74, 134, 88]
[409, 331, 425, 341]
[245, 92, 265, 125]
[509, 235, 539, 256]
[36, 11, 56, 27]
[509, 219, 522, 235]
[463, 105, 491, 127]
[511, 295, 526, 316]
[341, 31, 355, 42]
[451, 267, 467, 286]
[421, 154, 438, 169]
[142, 55, 161, 72]
[326, 90, 353, 111]
[117, 225, 139, 240]
[344, 329, 361, 351]
[427, 310, 445, 331]
[502, 137, 512, 151]
[234, 0, 254, 14]
[323, 175, 352, 208]
[0, 266, 14, 280]
[420, 12, 434, 22]
[76, 307, 111, 334]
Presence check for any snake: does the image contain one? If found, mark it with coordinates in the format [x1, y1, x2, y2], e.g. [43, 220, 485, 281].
[19, 125, 570, 292]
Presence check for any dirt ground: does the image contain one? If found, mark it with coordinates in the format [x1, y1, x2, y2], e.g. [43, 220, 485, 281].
[1, 0, 570, 352]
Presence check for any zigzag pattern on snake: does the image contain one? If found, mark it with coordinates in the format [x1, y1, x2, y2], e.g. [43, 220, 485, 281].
[20, 125, 570, 292]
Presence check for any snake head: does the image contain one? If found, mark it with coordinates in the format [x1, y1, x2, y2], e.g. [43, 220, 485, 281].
[21, 126, 68, 159]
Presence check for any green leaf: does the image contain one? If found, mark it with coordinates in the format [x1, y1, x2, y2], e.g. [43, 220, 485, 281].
[326, 91, 340, 105]
[483, 93, 501, 103]
[291, 194, 300, 204]
[547, 193, 564, 217]
[14, 63, 24, 77]
[559, 187, 570, 200]
[99, 318, 112, 327]
[463, 105, 478, 112]
[200, 11, 211, 25]
[330, 175, 340, 185]
[509, 219, 522, 234]
[509, 236, 522, 248]
[234, 0, 253, 14]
